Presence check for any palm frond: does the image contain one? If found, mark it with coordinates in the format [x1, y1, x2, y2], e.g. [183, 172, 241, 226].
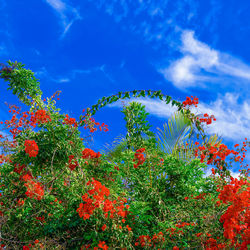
[156, 110, 224, 164]
[156, 110, 194, 155]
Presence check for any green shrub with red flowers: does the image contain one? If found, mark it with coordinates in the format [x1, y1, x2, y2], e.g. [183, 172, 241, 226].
[0, 61, 249, 250]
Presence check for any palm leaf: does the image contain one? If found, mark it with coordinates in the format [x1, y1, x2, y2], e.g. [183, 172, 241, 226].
[156, 110, 194, 155]
[156, 110, 224, 166]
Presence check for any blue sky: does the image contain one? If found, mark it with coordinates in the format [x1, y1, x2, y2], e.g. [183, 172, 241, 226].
[0, 0, 250, 178]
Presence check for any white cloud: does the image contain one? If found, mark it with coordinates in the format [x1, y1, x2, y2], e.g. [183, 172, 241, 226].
[46, 0, 66, 11]
[160, 30, 250, 89]
[204, 167, 241, 180]
[58, 78, 70, 83]
[45, 0, 82, 39]
[187, 92, 250, 142]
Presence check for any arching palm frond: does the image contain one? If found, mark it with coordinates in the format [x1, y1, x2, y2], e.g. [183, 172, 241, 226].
[156, 110, 194, 156]
[156, 110, 224, 164]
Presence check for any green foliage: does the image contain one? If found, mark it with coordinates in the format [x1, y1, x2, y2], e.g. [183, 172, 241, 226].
[121, 101, 156, 150]
[0, 61, 247, 249]
[0, 60, 43, 107]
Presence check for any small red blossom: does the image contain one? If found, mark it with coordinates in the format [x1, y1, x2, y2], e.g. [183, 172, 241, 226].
[102, 224, 107, 231]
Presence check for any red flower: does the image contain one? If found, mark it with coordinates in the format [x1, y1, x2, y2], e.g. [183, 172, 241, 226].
[24, 140, 39, 157]
[68, 155, 78, 170]
[126, 225, 132, 232]
[101, 224, 107, 231]
[34, 110, 51, 124]
[82, 148, 101, 159]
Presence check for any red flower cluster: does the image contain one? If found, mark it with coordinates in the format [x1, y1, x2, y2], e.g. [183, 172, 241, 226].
[218, 177, 250, 248]
[82, 109, 109, 133]
[32, 110, 51, 125]
[133, 148, 146, 168]
[24, 140, 39, 157]
[63, 114, 78, 128]
[232, 139, 249, 165]
[182, 96, 199, 107]
[23, 174, 44, 201]
[135, 232, 165, 248]
[4, 107, 22, 139]
[35, 215, 45, 224]
[175, 222, 192, 228]
[3, 106, 52, 140]
[196, 113, 216, 125]
[165, 221, 197, 239]
[204, 237, 226, 249]
[68, 155, 78, 171]
[82, 148, 101, 159]
[96, 241, 109, 250]
[194, 143, 238, 166]
[17, 199, 25, 206]
[13, 163, 26, 174]
[81, 241, 109, 250]
[193, 192, 208, 200]
[77, 178, 130, 224]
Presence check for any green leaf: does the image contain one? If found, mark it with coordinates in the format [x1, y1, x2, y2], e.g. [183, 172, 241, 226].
[158, 94, 164, 101]
[118, 92, 122, 98]
[111, 96, 119, 102]
[165, 96, 171, 104]
[124, 92, 130, 99]
[140, 90, 146, 97]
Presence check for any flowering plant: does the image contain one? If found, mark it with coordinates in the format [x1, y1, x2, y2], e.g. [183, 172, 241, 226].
[0, 61, 249, 249]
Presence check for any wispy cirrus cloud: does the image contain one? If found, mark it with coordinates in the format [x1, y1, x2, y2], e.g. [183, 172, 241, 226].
[35, 65, 115, 84]
[44, 0, 82, 39]
[71, 65, 115, 83]
[159, 30, 250, 89]
[88, 0, 199, 48]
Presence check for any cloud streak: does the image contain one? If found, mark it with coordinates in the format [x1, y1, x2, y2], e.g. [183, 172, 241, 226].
[35, 65, 115, 84]
[45, 0, 82, 39]
[159, 30, 250, 89]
